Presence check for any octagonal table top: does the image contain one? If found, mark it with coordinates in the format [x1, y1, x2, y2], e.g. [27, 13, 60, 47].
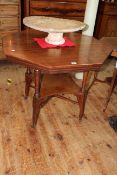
[3, 29, 116, 73]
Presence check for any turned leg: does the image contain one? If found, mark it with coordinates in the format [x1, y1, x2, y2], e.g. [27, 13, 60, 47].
[77, 72, 89, 121]
[103, 68, 117, 111]
[94, 71, 98, 80]
[78, 93, 88, 121]
[25, 67, 32, 98]
[32, 69, 42, 127]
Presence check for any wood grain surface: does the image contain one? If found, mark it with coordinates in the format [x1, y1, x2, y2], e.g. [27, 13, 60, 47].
[3, 29, 115, 74]
[0, 59, 117, 175]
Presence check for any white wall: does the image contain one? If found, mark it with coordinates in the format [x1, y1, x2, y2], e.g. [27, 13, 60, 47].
[75, 0, 100, 79]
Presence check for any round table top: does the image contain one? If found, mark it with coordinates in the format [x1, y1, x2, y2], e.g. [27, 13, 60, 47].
[23, 16, 86, 33]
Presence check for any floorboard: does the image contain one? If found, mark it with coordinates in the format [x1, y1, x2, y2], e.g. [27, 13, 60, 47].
[0, 59, 117, 175]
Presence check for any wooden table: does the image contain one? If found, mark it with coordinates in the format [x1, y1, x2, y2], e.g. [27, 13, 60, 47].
[100, 37, 117, 57]
[100, 37, 117, 110]
[3, 29, 113, 127]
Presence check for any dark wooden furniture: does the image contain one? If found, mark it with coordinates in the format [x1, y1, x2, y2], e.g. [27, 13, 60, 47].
[23, 0, 87, 22]
[104, 67, 117, 110]
[0, 0, 21, 60]
[104, 49, 117, 111]
[95, 37, 117, 111]
[3, 29, 112, 127]
[94, 1, 117, 39]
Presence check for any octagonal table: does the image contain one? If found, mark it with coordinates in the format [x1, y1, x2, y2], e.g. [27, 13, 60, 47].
[3, 29, 112, 127]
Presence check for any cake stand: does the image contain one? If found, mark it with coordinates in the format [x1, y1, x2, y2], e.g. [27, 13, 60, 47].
[23, 16, 86, 45]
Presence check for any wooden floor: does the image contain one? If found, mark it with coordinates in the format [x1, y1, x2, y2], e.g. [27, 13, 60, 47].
[0, 59, 117, 175]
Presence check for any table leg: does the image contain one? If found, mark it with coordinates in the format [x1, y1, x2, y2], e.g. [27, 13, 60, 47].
[78, 93, 87, 121]
[77, 71, 98, 120]
[25, 67, 33, 98]
[77, 72, 89, 121]
[32, 69, 42, 127]
[103, 68, 117, 111]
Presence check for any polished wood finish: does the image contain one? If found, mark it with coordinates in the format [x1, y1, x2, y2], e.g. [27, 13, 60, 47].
[104, 67, 117, 111]
[23, 0, 87, 22]
[0, 0, 21, 60]
[100, 37, 117, 53]
[3, 29, 114, 126]
[111, 50, 117, 57]
[26, 70, 93, 127]
[0, 62, 117, 175]
[94, 1, 117, 39]
[99, 37, 117, 110]
[3, 29, 113, 73]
